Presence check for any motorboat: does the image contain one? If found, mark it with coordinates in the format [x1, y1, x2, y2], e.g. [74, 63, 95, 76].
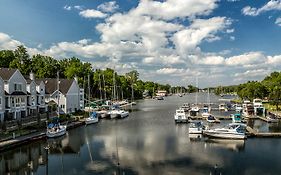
[85, 111, 99, 125]
[206, 115, 220, 123]
[266, 113, 279, 123]
[174, 108, 188, 123]
[231, 113, 242, 123]
[190, 104, 200, 116]
[202, 105, 211, 118]
[203, 123, 247, 139]
[181, 103, 190, 112]
[219, 103, 228, 111]
[119, 110, 129, 118]
[242, 100, 254, 116]
[156, 96, 164, 100]
[46, 122, 67, 138]
[189, 121, 205, 134]
[253, 99, 265, 116]
[235, 104, 243, 113]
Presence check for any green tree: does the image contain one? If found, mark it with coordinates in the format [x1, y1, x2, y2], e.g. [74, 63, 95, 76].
[10, 45, 32, 75]
[0, 50, 15, 67]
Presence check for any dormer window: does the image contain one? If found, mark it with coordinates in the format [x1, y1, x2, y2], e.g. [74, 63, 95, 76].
[14, 83, 22, 91]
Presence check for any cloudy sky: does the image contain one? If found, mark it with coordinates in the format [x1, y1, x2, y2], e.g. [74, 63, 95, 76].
[0, 0, 281, 87]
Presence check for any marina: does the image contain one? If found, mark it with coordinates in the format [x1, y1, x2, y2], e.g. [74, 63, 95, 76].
[1, 93, 281, 175]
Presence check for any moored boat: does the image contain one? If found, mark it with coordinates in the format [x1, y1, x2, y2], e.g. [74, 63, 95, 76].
[189, 121, 205, 134]
[206, 115, 220, 123]
[231, 113, 242, 123]
[203, 123, 247, 139]
[85, 111, 99, 125]
[174, 108, 188, 123]
[46, 122, 67, 138]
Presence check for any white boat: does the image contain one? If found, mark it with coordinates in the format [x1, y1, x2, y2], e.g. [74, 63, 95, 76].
[235, 104, 243, 113]
[253, 99, 265, 116]
[266, 113, 279, 123]
[190, 105, 200, 116]
[189, 121, 205, 134]
[203, 123, 247, 139]
[174, 108, 188, 123]
[206, 115, 220, 123]
[219, 103, 228, 111]
[242, 100, 254, 116]
[181, 103, 190, 112]
[85, 111, 99, 125]
[231, 113, 242, 123]
[201, 105, 211, 118]
[119, 110, 129, 118]
[46, 123, 67, 138]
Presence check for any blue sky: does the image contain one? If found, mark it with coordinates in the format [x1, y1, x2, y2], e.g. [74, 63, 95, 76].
[1, 0, 281, 87]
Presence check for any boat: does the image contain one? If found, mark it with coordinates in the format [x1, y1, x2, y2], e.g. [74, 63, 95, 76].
[219, 103, 228, 111]
[119, 110, 129, 118]
[235, 104, 243, 113]
[203, 123, 247, 139]
[202, 104, 211, 118]
[85, 111, 99, 125]
[189, 121, 205, 134]
[206, 115, 220, 123]
[253, 99, 265, 116]
[46, 72, 67, 138]
[266, 113, 279, 123]
[156, 96, 164, 100]
[190, 77, 200, 116]
[46, 122, 67, 138]
[242, 100, 254, 117]
[231, 113, 242, 123]
[181, 103, 190, 112]
[174, 108, 188, 123]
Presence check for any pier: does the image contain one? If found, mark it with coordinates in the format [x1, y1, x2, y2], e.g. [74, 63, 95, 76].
[246, 126, 281, 138]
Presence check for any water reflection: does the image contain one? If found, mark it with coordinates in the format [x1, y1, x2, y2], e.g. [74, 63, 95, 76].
[1, 94, 281, 175]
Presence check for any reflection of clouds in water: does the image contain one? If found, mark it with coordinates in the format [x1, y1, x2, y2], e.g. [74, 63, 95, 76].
[93, 124, 224, 175]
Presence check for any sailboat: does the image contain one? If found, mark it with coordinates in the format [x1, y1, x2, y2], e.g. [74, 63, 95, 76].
[46, 72, 67, 138]
[202, 88, 211, 118]
[85, 74, 99, 125]
[190, 77, 200, 116]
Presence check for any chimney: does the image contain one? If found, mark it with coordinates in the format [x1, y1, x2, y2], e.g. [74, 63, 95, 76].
[30, 72, 35, 81]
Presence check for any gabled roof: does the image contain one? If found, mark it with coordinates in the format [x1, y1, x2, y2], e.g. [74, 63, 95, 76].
[0, 68, 17, 81]
[39, 78, 74, 95]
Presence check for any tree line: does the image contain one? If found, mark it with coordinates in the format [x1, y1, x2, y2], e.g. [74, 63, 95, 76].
[213, 72, 281, 109]
[0, 45, 176, 100]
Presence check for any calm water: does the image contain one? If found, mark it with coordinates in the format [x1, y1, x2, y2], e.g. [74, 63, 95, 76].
[1, 93, 281, 175]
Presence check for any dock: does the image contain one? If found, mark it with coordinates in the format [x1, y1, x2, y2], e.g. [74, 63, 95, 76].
[246, 126, 281, 138]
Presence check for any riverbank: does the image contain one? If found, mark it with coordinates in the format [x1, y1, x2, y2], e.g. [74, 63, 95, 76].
[0, 119, 85, 152]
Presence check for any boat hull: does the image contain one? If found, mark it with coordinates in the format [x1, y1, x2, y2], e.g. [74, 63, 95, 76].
[85, 118, 99, 125]
[46, 125, 67, 138]
[203, 131, 246, 139]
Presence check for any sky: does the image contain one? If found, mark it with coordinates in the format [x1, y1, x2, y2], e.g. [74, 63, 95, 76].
[1, 0, 281, 87]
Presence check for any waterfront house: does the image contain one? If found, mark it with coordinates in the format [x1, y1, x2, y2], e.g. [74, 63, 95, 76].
[0, 68, 27, 121]
[156, 90, 167, 97]
[0, 77, 5, 123]
[44, 77, 84, 114]
[25, 72, 47, 116]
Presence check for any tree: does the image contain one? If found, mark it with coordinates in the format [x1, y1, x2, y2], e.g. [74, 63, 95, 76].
[269, 86, 281, 110]
[10, 45, 31, 75]
[0, 50, 15, 67]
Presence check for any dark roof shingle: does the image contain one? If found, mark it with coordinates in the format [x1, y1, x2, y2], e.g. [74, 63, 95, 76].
[0, 68, 17, 80]
[39, 78, 74, 95]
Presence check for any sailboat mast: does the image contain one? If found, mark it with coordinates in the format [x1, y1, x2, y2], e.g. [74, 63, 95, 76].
[57, 71, 60, 118]
[99, 73, 102, 100]
[113, 71, 116, 101]
[88, 74, 90, 108]
[196, 77, 198, 105]
[103, 74, 106, 100]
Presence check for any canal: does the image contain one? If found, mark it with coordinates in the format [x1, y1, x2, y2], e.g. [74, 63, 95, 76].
[1, 93, 281, 175]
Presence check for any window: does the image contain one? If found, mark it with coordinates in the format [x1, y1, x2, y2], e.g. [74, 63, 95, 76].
[14, 83, 22, 91]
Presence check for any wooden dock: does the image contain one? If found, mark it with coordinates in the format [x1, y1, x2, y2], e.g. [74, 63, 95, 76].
[246, 126, 281, 137]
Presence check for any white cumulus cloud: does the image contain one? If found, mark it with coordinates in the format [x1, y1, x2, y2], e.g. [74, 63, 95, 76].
[242, 0, 281, 16]
[79, 9, 107, 18]
[97, 1, 119, 13]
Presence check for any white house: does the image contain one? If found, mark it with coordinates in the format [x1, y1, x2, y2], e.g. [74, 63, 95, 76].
[0, 77, 5, 122]
[0, 68, 27, 120]
[44, 78, 84, 114]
